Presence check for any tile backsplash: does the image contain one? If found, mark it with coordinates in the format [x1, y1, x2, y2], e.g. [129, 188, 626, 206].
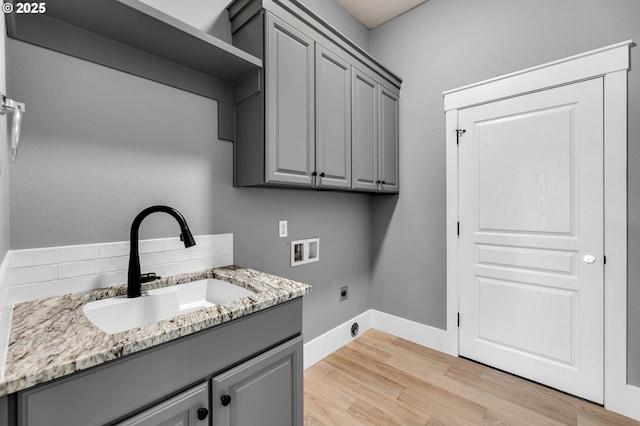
[5, 233, 233, 304]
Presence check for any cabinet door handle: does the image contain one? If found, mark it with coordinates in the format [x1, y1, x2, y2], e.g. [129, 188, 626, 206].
[312, 171, 317, 177]
[381, 181, 386, 185]
[319, 172, 325, 178]
[197, 407, 209, 420]
[221, 394, 232, 407]
[376, 180, 381, 184]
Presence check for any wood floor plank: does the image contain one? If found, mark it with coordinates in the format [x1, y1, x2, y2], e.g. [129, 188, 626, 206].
[304, 330, 640, 426]
[426, 419, 449, 426]
[316, 349, 432, 424]
[347, 397, 428, 426]
[386, 339, 579, 425]
[481, 404, 570, 426]
[359, 328, 398, 345]
[325, 347, 407, 399]
[339, 343, 487, 424]
[392, 336, 462, 367]
[398, 385, 487, 425]
[430, 359, 577, 425]
[576, 402, 640, 425]
[304, 389, 366, 426]
[348, 338, 393, 363]
[478, 367, 580, 425]
[304, 367, 357, 411]
[317, 356, 406, 408]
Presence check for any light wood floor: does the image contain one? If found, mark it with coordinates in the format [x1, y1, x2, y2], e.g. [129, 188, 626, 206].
[304, 329, 639, 425]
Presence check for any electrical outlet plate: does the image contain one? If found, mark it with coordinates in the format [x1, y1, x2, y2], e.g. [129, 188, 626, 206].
[291, 238, 319, 267]
[340, 286, 348, 302]
[279, 220, 288, 238]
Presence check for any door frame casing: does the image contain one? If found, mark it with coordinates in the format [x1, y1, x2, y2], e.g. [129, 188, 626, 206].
[443, 40, 636, 419]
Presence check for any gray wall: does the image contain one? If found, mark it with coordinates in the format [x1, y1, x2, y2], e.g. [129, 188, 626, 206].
[298, 0, 370, 51]
[138, 0, 370, 51]
[0, 17, 8, 262]
[7, 37, 372, 342]
[369, 0, 640, 385]
[137, 0, 233, 43]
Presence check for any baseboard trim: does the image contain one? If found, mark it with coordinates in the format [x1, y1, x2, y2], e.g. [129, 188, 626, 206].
[606, 383, 640, 421]
[303, 310, 373, 370]
[304, 309, 452, 370]
[371, 310, 453, 356]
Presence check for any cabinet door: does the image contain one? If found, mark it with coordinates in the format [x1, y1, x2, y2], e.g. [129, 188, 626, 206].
[378, 84, 400, 193]
[351, 68, 378, 191]
[315, 44, 351, 189]
[212, 336, 303, 426]
[117, 382, 209, 426]
[265, 13, 315, 186]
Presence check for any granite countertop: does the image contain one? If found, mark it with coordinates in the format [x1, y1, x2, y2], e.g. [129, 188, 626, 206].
[0, 265, 311, 397]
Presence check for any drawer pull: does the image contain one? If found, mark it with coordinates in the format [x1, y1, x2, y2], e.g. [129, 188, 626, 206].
[197, 407, 209, 420]
[221, 394, 232, 407]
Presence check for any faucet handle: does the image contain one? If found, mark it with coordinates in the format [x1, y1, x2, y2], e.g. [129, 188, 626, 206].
[140, 272, 161, 283]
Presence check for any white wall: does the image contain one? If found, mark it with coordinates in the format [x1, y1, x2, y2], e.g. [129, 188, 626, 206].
[368, 0, 640, 386]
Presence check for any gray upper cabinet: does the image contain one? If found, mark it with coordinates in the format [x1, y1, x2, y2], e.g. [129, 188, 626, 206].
[352, 68, 378, 192]
[315, 44, 352, 189]
[352, 68, 400, 193]
[228, 0, 401, 193]
[378, 84, 400, 193]
[265, 14, 316, 186]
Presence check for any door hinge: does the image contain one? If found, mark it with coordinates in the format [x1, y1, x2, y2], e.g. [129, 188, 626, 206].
[457, 313, 460, 327]
[455, 128, 466, 145]
[457, 222, 460, 236]
[604, 255, 607, 265]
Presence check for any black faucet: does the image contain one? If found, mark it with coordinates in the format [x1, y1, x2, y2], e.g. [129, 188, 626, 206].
[128, 205, 196, 298]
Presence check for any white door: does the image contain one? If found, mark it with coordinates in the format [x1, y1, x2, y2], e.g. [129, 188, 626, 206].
[458, 78, 604, 403]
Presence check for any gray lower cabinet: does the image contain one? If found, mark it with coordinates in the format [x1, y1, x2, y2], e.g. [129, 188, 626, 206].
[117, 382, 209, 426]
[11, 299, 303, 426]
[352, 67, 400, 193]
[0, 396, 8, 426]
[212, 336, 303, 426]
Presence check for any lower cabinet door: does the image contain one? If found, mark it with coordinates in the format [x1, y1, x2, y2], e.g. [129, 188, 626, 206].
[212, 335, 303, 426]
[117, 382, 210, 426]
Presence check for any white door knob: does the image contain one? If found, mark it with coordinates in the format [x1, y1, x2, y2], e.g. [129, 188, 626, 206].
[583, 255, 596, 264]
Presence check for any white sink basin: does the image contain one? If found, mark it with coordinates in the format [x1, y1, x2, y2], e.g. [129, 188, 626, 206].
[83, 278, 254, 334]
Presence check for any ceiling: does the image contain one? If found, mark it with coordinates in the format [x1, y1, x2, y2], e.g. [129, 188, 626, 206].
[335, 0, 427, 29]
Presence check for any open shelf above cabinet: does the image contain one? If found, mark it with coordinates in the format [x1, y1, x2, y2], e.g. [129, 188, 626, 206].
[5, 0, 262, 105]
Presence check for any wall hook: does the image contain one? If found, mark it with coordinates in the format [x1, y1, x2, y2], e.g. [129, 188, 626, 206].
[1, 93, 26, 163]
